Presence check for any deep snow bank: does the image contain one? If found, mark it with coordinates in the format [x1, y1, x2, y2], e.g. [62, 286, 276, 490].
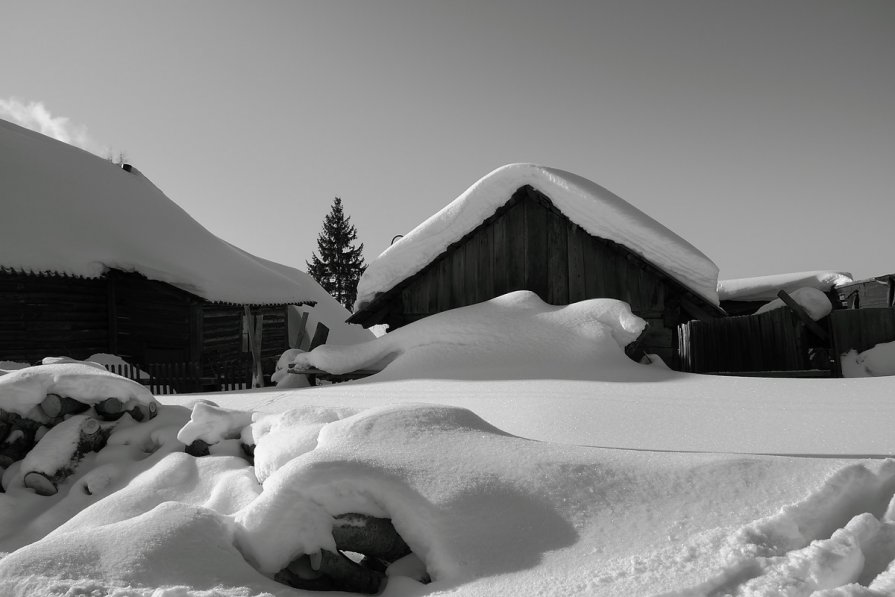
[289, 290, 651, 381]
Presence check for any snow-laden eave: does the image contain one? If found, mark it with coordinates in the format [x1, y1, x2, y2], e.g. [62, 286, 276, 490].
[349, 183, 725, 326]
[1, 267, 317, 309]
[0, 118, 322, 307]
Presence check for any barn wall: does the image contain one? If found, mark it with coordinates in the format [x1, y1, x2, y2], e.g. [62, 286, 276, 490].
[111, 272, 193, 363]
[200, 304, 289, 376]
[0, 272, 109, 363]
[392, 188, 688, 364]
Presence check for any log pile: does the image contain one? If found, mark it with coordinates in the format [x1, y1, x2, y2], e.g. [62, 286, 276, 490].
[274, 513, 428, 594]
[1, 393, 159, 495]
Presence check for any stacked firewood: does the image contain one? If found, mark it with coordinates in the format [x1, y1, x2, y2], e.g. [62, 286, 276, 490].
[274, 513, 429, 593]
[0, 394, 158, 496]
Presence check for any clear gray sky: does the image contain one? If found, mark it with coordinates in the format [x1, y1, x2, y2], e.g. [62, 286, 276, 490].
[3, 0, 893, 281]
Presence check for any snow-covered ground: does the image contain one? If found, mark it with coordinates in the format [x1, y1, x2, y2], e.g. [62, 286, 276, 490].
[0, 293, 894, 596]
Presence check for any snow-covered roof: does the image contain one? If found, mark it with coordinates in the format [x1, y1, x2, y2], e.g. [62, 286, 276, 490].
[0, 118, 318, 306]
[355, 163, 720, 311]
[718, 271, 854, 303]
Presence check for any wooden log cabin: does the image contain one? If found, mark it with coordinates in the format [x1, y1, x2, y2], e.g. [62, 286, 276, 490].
[349, 164, 725, 367]
[0, 118, 325, 382]
[0, 268, 309, 379]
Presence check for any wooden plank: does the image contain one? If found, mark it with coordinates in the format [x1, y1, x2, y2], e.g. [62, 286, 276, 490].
[524, 197, 549, 301]
[309, 322, 330, 350]
[492, 211, 509, 296]
[450, 246, 466, 308]
[464, 236, 479, 305]
[567, 225, 586, 302]
[546, 211, 569, 304]
[505, 201, 527, 292]
[776, 290, 828, 340]
[435, 258, 451, 313]
[477, 226, 494, 302]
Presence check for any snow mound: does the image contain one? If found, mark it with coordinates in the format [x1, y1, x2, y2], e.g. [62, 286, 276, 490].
[719, 271, 853, 302]
[290, 290, 650, 381]
[755, 286, 834, 321]
[355, 163, 720, 311]
[0, 363, 154, 415]
[0, 117, 318, 305]
[1, 392, 895, 595]
[841, 341, 895, 377]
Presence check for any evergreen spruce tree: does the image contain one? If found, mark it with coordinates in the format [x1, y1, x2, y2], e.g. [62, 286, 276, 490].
[306, 197, 366, 310]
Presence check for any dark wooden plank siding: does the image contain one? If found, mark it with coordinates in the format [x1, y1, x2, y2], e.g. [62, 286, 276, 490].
[545, 205, 569, 305]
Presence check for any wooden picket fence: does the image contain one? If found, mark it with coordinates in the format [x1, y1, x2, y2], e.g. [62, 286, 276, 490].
[104, 358, 252, 394]
[677, 308, 817, 375]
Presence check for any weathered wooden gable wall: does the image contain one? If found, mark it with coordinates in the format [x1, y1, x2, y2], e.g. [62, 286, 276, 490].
[392, 186, 685, 362]
[0, 271, 109, 363]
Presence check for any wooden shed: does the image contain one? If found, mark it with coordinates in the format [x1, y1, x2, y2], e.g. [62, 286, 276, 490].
[349, 175, 724, 367]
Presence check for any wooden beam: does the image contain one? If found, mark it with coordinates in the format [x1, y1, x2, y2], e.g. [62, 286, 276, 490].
[680, 295, 719, 322]
[309, 322, 330, 350]
[776, 290, 829, 341]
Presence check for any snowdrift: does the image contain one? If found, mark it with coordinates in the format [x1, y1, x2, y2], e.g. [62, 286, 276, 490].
[0, 302, 894, 595]
[290, 290, 653, 382]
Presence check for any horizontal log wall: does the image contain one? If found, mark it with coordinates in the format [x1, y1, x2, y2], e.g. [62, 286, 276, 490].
[395, 187, 680, 363]
[0, 272, 109, 363]
[112, 273, 192, 363]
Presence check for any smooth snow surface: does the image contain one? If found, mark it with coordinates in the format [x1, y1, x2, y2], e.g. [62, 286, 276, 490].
[355, 163, 720, 310]
[2, 308, 895, 596]
[0, 118, 318, 306]
[755, 286, 834, 321]
[718, 271, 853, 302]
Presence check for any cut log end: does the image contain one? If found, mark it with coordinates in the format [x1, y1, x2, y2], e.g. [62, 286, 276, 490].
[185, 439, 211, 457]
[95, 398, 125, 421]
[24, 471, 57, 496]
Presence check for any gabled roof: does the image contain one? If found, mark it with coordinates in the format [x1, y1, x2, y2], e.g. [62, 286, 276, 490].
[0, 118, 322, 307]
[354, 164, 720, 312]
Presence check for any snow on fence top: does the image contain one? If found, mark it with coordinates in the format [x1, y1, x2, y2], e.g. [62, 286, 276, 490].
[717, 271, 854, 303]
[355, 163, 721, 310]
[0, 118, 318, 306]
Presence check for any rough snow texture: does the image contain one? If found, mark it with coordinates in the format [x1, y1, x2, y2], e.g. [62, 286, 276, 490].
[270, 348, 310, 388]
[3, 295, 895, 595]
[0, 363, 154, 415]
[294, 291, 648, 381]
[718, 270, 853, 302]
[1, 118, 321, 306]
[755, 286, 834, 321]
[841, 341, 895, 377]
[355, 163, 720, 310]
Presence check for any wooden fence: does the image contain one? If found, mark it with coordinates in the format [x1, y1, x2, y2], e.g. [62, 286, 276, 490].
[829, 308, 895, 376]
[104, 358, 252, 394]
[678, 308, 818, 374]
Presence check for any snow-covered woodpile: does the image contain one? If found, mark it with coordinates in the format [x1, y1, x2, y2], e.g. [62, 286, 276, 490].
[0, 363, 159, 496]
